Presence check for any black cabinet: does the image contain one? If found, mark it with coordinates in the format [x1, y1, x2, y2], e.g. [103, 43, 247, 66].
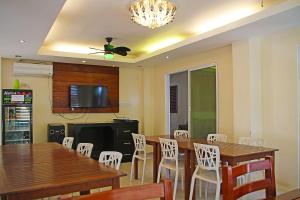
[68, 120, 138, 163]
[115, 121, 138, 162]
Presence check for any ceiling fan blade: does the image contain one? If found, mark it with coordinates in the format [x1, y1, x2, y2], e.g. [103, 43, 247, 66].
[88, 51, 104, 55]
[111, 46, 131, 56]
[114, 51, 128, 56]
[89, 47, 104, 51]
[114, 46, 131, 52]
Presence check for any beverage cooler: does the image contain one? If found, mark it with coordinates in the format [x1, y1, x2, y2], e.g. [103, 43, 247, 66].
[2, 89, 33, 145]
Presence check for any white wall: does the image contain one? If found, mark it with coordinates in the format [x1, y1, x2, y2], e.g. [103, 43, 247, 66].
[143, 45, 234, 140]
[232, 26, 300, 191]
[298, 44, 300, 187]
[0, 57, 1, 145]
[170, 71, 188, 134]
[298, 45, 300, 187]
[1, 59, 144, 143]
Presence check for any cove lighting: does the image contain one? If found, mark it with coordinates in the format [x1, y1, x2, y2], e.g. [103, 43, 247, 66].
[146, 37, 183, 53]
[195, 7, 258, 34]
[52, 43, 102, 55]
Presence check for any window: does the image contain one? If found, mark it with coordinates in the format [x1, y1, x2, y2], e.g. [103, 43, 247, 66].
[170, 85, 178, 113]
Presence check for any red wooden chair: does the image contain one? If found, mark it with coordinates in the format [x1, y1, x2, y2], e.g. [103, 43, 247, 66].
[76, 179, 172, 200]
[222, 156, 276, 200]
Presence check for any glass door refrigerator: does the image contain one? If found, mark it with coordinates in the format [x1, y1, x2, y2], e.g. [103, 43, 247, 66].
[2, 89, 33, 144]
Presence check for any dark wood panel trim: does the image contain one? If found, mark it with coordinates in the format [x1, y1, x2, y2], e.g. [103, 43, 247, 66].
[52, 62, 119, 113]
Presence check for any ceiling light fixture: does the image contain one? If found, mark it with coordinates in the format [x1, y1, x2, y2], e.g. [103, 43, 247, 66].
[19, 40, 26, 43]
[104, 53, 114, 59]
[129, 0, 176, 29]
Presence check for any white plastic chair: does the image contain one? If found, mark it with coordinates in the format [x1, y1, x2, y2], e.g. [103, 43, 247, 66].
[99, 151, 123, 170]
[157, 138, 183, 200]
[189, 143, 221, 200]
[207, 133, 227, 142]
[62, 137, 74, 149]
[239, 137, 264, 147]
[130, 133, 147, 183]
[76, 143, 93, 157]
[174, 130, 189, 178]
[238, 137, 265, 185]
[174, 130, 190, 139]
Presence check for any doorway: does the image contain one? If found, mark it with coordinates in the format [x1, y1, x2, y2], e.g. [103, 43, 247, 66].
[166, 65, 218, 137]
[169, 71, 188, 135]
[189, 66, 217, 138]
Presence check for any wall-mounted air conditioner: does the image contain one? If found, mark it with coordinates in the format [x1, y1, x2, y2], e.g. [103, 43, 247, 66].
[13, 62, 53, 77]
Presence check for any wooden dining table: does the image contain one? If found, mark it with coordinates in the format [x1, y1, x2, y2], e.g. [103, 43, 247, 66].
[133, 135, 278, 200]
[0, 143, 126, 200]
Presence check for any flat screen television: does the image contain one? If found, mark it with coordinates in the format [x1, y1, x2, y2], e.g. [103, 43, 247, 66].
[70, 85, 109, 108]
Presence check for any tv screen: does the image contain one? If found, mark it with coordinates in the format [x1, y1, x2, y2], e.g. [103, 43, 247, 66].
[70, 85, 109, 108]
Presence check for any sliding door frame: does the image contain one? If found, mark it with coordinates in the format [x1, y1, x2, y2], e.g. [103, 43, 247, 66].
[165, 63, 219, 136]
[188, 63, 219, 136]
[165, 69, 189, 135]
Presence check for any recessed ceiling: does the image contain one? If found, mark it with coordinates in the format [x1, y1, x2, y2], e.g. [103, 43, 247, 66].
[0, 0, 300, 66]
[0, 0, 66, 59]
[39, 0, 286, 62]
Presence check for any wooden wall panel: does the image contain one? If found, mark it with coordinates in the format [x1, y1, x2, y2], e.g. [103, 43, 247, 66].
[52, 62, 119, 113]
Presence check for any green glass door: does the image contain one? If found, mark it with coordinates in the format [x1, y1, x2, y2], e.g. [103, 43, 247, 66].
[190, 66, 217, 138]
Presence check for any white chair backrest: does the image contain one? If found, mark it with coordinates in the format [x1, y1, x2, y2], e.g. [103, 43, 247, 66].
[76, 143, 93, 157]
[174, 130, 190, 139]
[62, 137, 74, 149]
[239, 137, 264, 147]
[194, 143, 220, 171]
[132, 133, 146, 151]
[207, 134, 227, 142]
[99, 151, 123, 170]
[159, 138, 178, 160]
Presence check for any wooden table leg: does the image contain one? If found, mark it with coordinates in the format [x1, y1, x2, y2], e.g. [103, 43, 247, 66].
[228, 159, 238, 187]
[112, 177, 120, 189]
[153, 143, 161, 183]
[266, 152, 276, 197]
[184, 149, 191, 200]
[134, 152, 139, 179]
[152, 143, 158, 183]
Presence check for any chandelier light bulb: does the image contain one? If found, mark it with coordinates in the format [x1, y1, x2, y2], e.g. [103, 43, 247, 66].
[129, 0, 176, 29]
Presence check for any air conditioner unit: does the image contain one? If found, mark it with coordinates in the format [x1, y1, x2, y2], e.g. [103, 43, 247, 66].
[13, 62, 53, 77]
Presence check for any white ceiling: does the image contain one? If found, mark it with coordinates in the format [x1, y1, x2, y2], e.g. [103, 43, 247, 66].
[0, 0, 300, 67]
[0, 0, 65, 59]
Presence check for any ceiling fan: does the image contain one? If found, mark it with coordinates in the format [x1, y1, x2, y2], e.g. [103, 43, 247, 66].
[89, 37, 131, 59]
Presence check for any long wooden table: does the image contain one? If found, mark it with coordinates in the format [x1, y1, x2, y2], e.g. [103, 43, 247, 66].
[0, 143, 126, 200]
[135, 135, 278, 200]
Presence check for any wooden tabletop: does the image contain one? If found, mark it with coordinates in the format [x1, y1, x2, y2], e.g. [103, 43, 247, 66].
[145, 135, 278, 200]
[146, 135, 278, 162]
[0, 143, 126, 200]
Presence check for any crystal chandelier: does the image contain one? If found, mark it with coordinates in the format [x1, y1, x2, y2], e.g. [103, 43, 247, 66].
[129, 0, 176, 29]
